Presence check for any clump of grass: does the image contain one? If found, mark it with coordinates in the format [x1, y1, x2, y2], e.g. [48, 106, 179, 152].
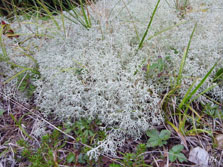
[61, 0, 92, 29]
[0, 0, 78, 17]
[162, 23, 220, 138]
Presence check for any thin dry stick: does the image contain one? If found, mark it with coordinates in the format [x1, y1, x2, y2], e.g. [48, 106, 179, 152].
[152, 155, 160, 167]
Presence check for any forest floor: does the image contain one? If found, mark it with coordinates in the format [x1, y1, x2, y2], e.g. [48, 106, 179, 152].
[0, 0, 223, 166]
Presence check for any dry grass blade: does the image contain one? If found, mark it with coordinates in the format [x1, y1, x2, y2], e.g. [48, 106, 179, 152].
[176, 23, 197, 86]
[0, 25, 9, 61]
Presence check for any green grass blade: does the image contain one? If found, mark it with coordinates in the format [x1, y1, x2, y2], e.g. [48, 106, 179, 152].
[190, 84, 216, 104]
[179, 79, 197, 109]
[63, 6, 88, 29]
[182, 61, 218, 106]
[179, 106, 189, 134]
[37, 0, 60, 30]
[3, 68, 29, 84]
[176, 23, 197, 86]
[22, 52, 38, 65]
[10, 113, 33, 140]
[186, 128, 212, 136]
[179, 60, 218, 109]
[63, 12, 79, 24]
[63, 0, 80, 18]
[60, 12, 66, 36]
[0, 25, 9, 60]
[61, 0, 90, 29]
[79, 0, 91, 29]
[87, 7, 91, 28]
[148, 21, 187, 41]
[6, 61, 33, 70]
[138, 0, 161, 49]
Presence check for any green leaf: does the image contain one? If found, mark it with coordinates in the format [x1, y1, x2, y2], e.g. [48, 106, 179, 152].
[146, 129, 159, 137]
[162, 141, 167, 145]
[136, 144, 147, 154]
[171, 144, 184, 153]
[146, 129, 171, 147]
[169, 145, 187, 163]
[147, 137, 162, 147]
[176, 23, 197, 86]
[214, 68, 223, 86]
[67, 153, 75, 163]
[78, 153, 87, 164]
[159, 130, 171, 140]
[0, 109, 5, 116]
[169, 151, 177, 162]
[177, 153, 187, 163]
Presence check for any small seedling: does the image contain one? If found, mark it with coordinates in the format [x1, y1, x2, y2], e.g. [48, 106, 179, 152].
[77, 153, 89, 164]
[72, 119, 105, 144]
[17, 130, 64, 167]
[146, 129, 171, 147]
[170, 47, 179, 54]
[143, 56, 173, 80]
[110, 144, 150, 167]
[74, 119, 96, 144]
[169, 144, 187, 163]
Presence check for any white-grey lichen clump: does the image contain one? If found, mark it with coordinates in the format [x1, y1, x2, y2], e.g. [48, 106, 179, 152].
[1, 0, 223, 158]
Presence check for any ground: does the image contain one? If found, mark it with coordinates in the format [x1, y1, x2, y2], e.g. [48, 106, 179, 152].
[0, 0, 223, 166]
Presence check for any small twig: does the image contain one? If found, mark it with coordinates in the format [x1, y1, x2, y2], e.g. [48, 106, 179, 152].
[152, 155, 160, 167]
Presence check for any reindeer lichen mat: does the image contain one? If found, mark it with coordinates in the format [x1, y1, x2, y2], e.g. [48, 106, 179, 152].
[11, 0, 222, 158]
